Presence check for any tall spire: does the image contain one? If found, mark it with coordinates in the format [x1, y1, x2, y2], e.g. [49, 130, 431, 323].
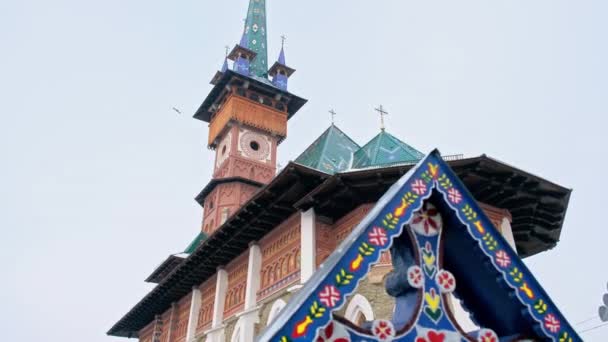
[244, 0, 268, 77]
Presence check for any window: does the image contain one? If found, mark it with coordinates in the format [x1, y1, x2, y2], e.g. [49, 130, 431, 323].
[221, 208, 230, 224]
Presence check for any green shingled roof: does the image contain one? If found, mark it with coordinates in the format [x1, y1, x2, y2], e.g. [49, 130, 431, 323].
[184, 231, 208, 254]
[351, 130, 424, 169]
[295, 124, 360, 174]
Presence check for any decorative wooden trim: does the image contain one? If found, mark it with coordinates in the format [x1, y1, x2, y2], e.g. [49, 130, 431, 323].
[208, 94, 287, 147]
[196, 275, 217, 333]
[258, 213, 301, 300]
[334, 204, 373, 243]
[316, 221, 333, 267]
[170, 293, 191, 342]
[224, 252, 249, 318]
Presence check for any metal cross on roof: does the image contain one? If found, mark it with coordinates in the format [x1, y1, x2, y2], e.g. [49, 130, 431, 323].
[329, 109, 337, 124]
[375, 105, 389, 131]
[281, 35, 287, 48]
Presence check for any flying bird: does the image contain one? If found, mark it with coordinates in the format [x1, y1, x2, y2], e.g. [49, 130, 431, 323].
[172, 107, 182, 115]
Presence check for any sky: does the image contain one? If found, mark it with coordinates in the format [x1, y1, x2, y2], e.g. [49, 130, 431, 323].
[1, 0, 608, 341]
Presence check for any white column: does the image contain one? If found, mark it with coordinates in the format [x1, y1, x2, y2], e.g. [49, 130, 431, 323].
[244, 243, 262, 309]
[300, 208, 317, 283]
[205, 268, 228, 342]
[237, 243, 262, 342]
[186, 286, 202, 342]
[500, 217, 518, 253]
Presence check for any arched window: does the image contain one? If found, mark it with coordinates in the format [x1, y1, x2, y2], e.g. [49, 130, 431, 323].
[231, 322, 242, 342]
[287, 253, 294, 273]
[295, 249, 301, 269]
[267, 299, 287, 326]
[281, 258, 288, 278]
[344, 294, 374, 326]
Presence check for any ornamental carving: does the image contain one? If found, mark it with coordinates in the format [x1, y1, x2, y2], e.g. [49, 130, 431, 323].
[171, 294, 191, 342]
[215, 130, 232, 170]
[258, 214, 301, 299]
[197, 276, 216, 333]
[219, 184, 236, 203]
[233, 157, 275, 183]
[208, 95, 287, 147]
[238, 129, 272, 161]
[316, 222, 333, 267]
[224, 253, 249, 317]
[335, 204, 373, 243]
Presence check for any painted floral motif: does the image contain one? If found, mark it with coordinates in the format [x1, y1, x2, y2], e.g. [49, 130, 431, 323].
[544, 314, 561, 333]
[478, 329, 498, 342]
[316, 322, 350, 342]
[270, 154, 579, 342]
[447, 188, 462, 204]
[411, 204, 442, 237]
[534, 299, 548, 314]
[436, 270, 456, 293]
[407, 265, 424, 288]
[319, 285, 341, 308]
[415, 330, 446, 342]
[368, 227, 388, 247]
[422, 242, 437, 278]
[371, 320, 395, 341]
[495, 250, 511, 268]
[412, 179, 428, 195]
[423, 288, 443, 323]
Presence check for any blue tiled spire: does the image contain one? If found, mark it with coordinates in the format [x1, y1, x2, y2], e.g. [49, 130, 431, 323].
[278, 45, 286, 65]
[269, 37, 295, 91]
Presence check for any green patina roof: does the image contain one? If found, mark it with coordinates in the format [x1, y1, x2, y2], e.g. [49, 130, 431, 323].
[351, 130, 424, 169]
[184, 231, 208, 254]
[245, 0, 268, 77]
[295, 124, 360, 174]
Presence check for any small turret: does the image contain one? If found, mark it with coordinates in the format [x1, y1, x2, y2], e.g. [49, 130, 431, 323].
[268, 36, 295, 91]
[228, 31, 258, 76]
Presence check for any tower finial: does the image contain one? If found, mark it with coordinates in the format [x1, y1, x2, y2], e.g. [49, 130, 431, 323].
[329, 109, 337, 125]
[375, 105, 389, 131]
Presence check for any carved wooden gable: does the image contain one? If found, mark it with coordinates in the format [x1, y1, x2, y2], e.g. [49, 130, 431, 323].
[259, 150, 580, 342]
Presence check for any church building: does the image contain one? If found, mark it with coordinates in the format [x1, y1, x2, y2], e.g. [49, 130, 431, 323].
[108, 1, 580, 341]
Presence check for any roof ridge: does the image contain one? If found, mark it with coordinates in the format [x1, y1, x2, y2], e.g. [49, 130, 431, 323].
[328, 124, 361, 150]
[316, 125, 335, 168]
[294, 125, 333, 169]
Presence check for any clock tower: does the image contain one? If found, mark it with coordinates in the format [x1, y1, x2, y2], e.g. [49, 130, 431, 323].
[194, 0, 305, 235]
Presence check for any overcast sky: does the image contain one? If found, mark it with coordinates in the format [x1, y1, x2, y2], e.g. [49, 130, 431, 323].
[2, 0, 608, 341]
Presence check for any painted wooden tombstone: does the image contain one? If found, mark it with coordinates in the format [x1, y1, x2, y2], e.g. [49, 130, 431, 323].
[259, 150, 581, 342]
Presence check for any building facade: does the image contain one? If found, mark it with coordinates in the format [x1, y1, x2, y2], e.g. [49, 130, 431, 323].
[108, 1, 574, 341]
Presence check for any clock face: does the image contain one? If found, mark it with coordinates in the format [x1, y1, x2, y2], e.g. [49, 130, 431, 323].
[216, 131, 232, 168]
[239, 130, 271, 161]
